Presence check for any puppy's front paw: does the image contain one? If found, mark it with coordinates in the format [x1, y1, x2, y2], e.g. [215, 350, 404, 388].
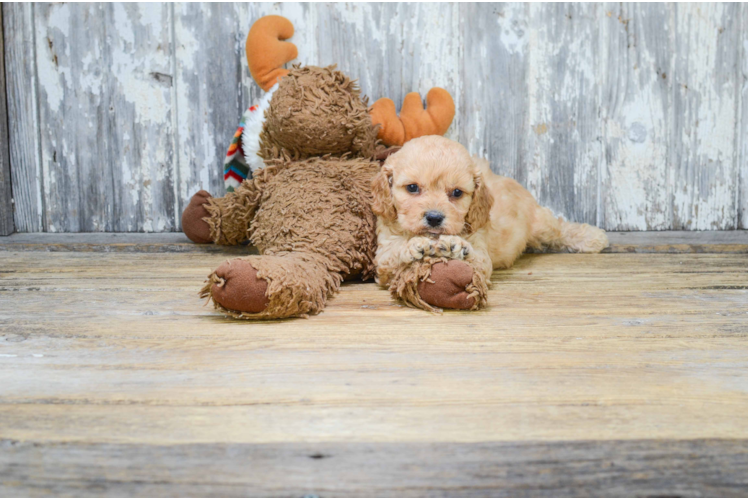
[436, 235, 473, 260]
[401, 237, 437, 263]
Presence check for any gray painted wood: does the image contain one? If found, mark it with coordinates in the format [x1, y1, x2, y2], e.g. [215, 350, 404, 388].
[460, 3, 529, 184]
[600, 3, 674, 231]
[315, 3, 462, 140]
[34, 3, 176, 232]
[3, 3, 748, 232]
[671, 3, 740, 230]
[2, 439, 747, 497]
[739, 4, 748, 230]
[173, 3, 247, 224]
[3, 3, 43, 232]
[0, 6, 14, 235]
[524, 3, 601, 226]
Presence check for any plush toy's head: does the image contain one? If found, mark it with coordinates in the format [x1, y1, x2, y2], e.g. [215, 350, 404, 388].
[231, 14, 456, 183]
[259, 65, 378, 160]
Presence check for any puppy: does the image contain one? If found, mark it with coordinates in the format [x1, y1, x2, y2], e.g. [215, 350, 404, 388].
[371, 135, 608, 305]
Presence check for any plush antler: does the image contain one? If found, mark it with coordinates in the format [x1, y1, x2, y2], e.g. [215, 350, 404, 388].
[246, 16, 298, 92]
[369, 88, 455, 146]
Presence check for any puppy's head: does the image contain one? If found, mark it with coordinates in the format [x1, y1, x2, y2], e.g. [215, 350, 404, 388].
[371, 135, 493, 236]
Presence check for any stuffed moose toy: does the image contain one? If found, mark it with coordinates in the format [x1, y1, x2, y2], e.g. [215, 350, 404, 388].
[182, 15, 464, 319]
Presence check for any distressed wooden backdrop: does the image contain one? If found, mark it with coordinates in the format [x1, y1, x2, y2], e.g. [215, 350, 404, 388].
[3, 2, 747, 233]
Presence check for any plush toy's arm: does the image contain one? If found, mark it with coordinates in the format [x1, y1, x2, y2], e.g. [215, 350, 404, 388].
[369, 88, 456, 147]
[182, 180, 264, 246]
[246, 16, 298, 91]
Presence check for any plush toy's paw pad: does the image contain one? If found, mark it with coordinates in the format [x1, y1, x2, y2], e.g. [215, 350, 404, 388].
[403, 237, 437, 263]
[418, 260, 476, 310]
[182, 190, 213, 244]
[210, 260, 269, 314]
[436, 235, 472, 260]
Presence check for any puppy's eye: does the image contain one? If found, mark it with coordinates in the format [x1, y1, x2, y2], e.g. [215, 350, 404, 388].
[451, 189, 463, 198]
[406, 184, 420, 194]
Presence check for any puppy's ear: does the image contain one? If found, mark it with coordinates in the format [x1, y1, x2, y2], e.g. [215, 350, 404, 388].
[465, 173, 494, 234]
[371, 163, 397, 222]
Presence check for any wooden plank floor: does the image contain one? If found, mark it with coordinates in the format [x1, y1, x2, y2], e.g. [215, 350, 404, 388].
[1, 238, 748, 496]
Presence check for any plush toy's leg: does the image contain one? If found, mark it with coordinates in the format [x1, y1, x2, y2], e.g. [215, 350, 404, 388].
[182, 182, 260, 245]
[388, 258, 488, 313]
[201, 252, 340, 319]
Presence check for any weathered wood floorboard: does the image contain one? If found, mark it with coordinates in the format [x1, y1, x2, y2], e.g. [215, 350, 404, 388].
[1, 231, 747, 254]
[1, 250, 747, 495]
[2, 440, 747, 497]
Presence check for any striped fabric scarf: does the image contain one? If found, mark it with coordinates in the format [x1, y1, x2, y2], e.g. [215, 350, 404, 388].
[222, 84, 278, 192]
[223, 105, 257, 192]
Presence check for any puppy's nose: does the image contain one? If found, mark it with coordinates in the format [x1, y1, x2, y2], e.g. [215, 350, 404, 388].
[425, 211, 445, 227]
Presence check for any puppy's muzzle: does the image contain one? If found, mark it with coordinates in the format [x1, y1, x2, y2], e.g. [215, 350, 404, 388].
[424, 211, 445, 228]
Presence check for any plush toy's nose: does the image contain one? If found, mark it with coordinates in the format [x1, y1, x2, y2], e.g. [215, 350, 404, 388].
[425, 211, 445, 227]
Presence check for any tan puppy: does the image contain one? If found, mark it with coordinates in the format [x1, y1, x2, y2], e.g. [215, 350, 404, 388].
[372, 135, 608, 307]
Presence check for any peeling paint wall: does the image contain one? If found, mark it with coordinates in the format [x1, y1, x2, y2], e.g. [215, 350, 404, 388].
[4, 2, 747, 232]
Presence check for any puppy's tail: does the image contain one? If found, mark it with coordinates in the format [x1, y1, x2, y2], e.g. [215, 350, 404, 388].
[530, 206, 609, 253]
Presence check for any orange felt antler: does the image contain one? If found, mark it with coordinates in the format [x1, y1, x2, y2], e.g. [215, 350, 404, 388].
[246, 16, 298, 92]
[369, 88, 455, 146]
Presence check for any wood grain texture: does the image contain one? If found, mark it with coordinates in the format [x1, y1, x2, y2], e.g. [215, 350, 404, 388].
[1, 231, 746, 253]
[460, 3, 529, 183]
[671, 3, 740, 230]
[3, 3, 43, 232]
[600, 3, 674, 231]
[0, 232, 256, 253]
[525, 3, 601, 226]
[1, 250, 748, 495]
[34, 3, 176, 232]
[316, 3, 462, 140]
[2, 440, 747, 497]
[0, 6, 13, 235]
[604, 230, 748, 254]
[739, 3, 747, 230]
[173, 3, 246, 224]
[4, 3, 748, 232]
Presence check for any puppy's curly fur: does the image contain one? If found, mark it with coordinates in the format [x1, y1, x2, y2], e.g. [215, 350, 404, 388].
[372, 135, 609, 310]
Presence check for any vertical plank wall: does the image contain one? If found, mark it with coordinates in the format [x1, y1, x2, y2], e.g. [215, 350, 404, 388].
[3, 2, 747, 232]
[0, 6, 14, 235]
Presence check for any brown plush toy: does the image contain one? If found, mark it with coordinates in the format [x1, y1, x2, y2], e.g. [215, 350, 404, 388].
[181, 15, 457, 319]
